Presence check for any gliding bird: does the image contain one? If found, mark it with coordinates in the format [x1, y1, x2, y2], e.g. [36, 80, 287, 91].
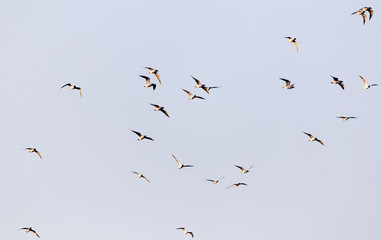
[61, 83, 82, 97]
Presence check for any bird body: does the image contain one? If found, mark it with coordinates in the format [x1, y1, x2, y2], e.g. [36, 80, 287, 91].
[302, 132, 324, 146]
[24, 148, 42, 159]
[20, 227, 40, 238]
[132, 171, 150, 183]
[131, 130, 154, 141]
[330, 76, 345, 90]
[280, 78, 295, 89]
[150, 104, 170, 118]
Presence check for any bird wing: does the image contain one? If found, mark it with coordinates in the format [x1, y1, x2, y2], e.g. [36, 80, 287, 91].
[361, 13, 367, 24]
[336, 116, 345, 119]
[31, 230, 40, 238]
[368, 9, 373, 20]
[218, 176, 226, 181]
[206, 179, 214, 182]
[330, 76, 339, 81]
[302, 132, 313, 138]
[79, 89, 82, 97]
[140, 75, 150, 81]
[339, 82, 345, 90]
[177, 227, 185, 230]
[235, 165, 244, 171]
[143, 176, 150, 183]
[279, 78, 291, 86]
[359, 75, 368, 85]
[370, 84, 378, 87]
[183, 165, 194, 168]
[154, 72, 161, 84]
[150, 103, 160, 108]
[172, 154, 181, 167]
[35, 151, 42, 159]
[195, 95, 205, 100]
[225, 184, 234, 189]
[316, 139, 325, 146]
[248, 165, 253, 170]
[161, 109, 170, 118]
[239, 183, 248, 186]
[132, 171, 139, 175]
[191, 75, 201, 85]
[145, 67, 153, 71]
[293, 41, 299, 52]
[131, 130, 142, 137]
[60, 83, 71, 88]
[201, 86, 210, 94]
[144, 136, 154, 141]
[19, 228, 29, 230]
[152, 84, 156, 90]
[182, 88, 192, 96]
[189, 232, 194, 238]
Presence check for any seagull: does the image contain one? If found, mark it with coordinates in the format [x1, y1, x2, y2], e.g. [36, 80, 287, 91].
[359, 75, 378, 89]
[150, 104, 170, 118]
[330, 76, 345, 90]
[172, 154, 193, 169]
[302, 132, 324, 146]
[24, 148, 42, 159]
[131, 130, 154, 141]
[177, 227, 194, 238]
[280, 78, 295, 89]
[191, 76, 219, 94]
[201, 85, 219, 94]
[182, 88, 205, 100]
[19, 227, 40, 238]
[235, 165, 253, 174]
[285, 37, 298, 52]
[132, 171, 150, 183]
[61, 83, 82, 97]
[139, 75, 156, 90]
[360, 7, 374, 20]
[206, 176, 225, 184]
[226, 183, 247, 189]
[336, 116, 357, 121]
[145, 67, 161, 84]
[351, 10, 367, 25]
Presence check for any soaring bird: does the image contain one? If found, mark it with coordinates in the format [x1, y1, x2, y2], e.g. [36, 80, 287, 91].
[351, 9, 367, 24]
[145, 67, 161, 84]
[139, 75, 156, 90]
[285, 37, 298, 52]
[182, 89, 205, 100]
[172, 154, 193, 169]
[330, 76, 345, 90]
[235, 165, 253, 174]
[177, 227, 194, 238]
[280, 78, 295, 89]
[191, 76, 219, 94]
[131, 130, 154, 141]
[19, 227, 40, 238]
[360, 7, 374, 20]
[206, 176, 225, 184]
[302, 132, 324, 146]
[359, 75, 378, 89]
[336, 116, 357, 121]
[226, 183, 247, 189]
[24, 148, 42, 159]
[150, 104, 170, 118]
[61, 83, 82, 97]
[132, 171, 150, 183]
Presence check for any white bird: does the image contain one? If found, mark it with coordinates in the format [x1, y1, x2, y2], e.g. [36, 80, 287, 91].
[150, 104, 170, 118]
[132, 171, 150, 183]
[145, 67, 161, 84]
[359, 75, 378, 89]
[182, 88, 205, 100]
[177, 227, 194, 238]
[302, 132, 324, 146]
[206, 176, 225, 184]
[131, 130, 154, 141]
[235, 165, 253, 174]
[172, 154, 193, 169]
[280, 78, 295, 89]
[139, 75, 156, 90]
[61, 83, 82, 97]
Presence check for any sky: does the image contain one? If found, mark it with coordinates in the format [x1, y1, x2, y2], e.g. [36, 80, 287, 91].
[1, 0, 382, 239]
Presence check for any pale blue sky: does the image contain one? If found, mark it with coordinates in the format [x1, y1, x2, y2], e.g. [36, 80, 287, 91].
[1, 0, 381, 239]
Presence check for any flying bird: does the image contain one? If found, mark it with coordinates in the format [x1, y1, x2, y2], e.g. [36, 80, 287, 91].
[191, 76, 219, 94]
[359, 75, 378, 89]
[24, 148, 42, 159]
[285, 37, 298, 52]
[351, 9, 368, 24]
[172, 154, 194, 169]
[235, 165, 253, 174]
[330, 76, 345, 90]
[182, 88, 205, 100]
[150, 104, 170, 118]
[19, 227, 40, 238]
[61, 83, 82, 97]
[132, 171, 150, 183]
[177, 227, 194, 238]
[131, 130, 154, 141]
[139, 75, 156, 90]
[360, 7, 374, 20]
[336, 116, 357, 121]
[226, 183, 247, 189]
[280, 78, 295, 89]
[145, 67, 161, 84]
[206, 176, 225, 184]
[302, 132, 324, 146]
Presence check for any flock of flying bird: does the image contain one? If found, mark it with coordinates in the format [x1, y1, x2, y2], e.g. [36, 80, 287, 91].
[18, 6, 376, 239]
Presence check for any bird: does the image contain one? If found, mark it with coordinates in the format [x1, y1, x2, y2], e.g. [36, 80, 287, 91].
[330, 76, 345, 90]
[139, 75, 156, 90]
[131, 130, 154, 141]
[132, 171, 150, 183]
[61, 83, 82, 97]
[226, 183, 247, 189]
[19, 227, 40, 238]
[280, 78, 295, 89]
[359, 75, 378, 89]
[177, 227, 194, 238]
[235, 165, 253, 174]
[24, 148, 42, 159]
[191, 75, 219, 94]
[145, 67, 161, 84]
[336, 116, 357, 121]
[172, 154, 193, 169]
[351, 9, 368, 25]
[182, 88, 205, 100]
[150, 104, 170, 118]
[206, 176, 225, 184]
[360, 7, 374, 20]
[285, 37, 298, 52]
[302, 132, 324, 146]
